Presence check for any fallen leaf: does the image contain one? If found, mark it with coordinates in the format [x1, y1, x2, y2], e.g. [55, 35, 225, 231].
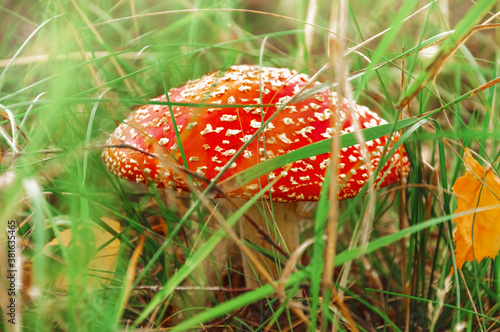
[89, 217, 121, 285]
[44, 217, 120, 289]
[452, 148, 500, 271]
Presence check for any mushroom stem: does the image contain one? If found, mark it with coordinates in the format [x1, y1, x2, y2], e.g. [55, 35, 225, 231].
[235, 200, 300, 288]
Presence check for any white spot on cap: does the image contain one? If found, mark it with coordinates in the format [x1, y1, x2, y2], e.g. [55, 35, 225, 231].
[196, 166, 207, 175]
[260, 87, 270, 95]
[226, 129, 241, 136]
[266, 137, 276, 144]
[276, 96, 292, 108]
[319, 159, 330, 169]
[238, 85, 252, 92]
[348, 155, 359, 163]
[265, 123, 275, 131]
[250, 120, 262, 128]
[320, 128, 334, 139]
[246, 184, 259, 190]
[221, 114, 237, 122]
[159, 137, 170, 145]
[210, 85, 229, 97]
[296, 126, 314, 139]
[314, 109, 331, 121]
[240, 135, 252, 142]
[221, 149, 236, 156]
[277, 133, 293, 144]
[278, 185, 290, 193]
[200, 124, 214, 135]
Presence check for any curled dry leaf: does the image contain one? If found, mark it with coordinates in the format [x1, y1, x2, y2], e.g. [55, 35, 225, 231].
[44, 217, 120, 289]
[452, 148, 500, 271]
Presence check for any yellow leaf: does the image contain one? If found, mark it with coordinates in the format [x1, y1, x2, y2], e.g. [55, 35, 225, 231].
[452, 148, 500, 271]
[44, 218, 120, 289]
[88, 217, 121, 286]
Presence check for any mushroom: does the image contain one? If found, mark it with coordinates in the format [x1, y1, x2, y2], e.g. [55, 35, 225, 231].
[102, 65, 410, 287]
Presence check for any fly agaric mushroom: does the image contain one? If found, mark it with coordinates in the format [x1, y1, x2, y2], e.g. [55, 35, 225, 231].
[102, 65, 410, 286]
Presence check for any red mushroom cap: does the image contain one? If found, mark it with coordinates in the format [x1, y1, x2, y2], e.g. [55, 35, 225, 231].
[102, 65, 410, 202]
